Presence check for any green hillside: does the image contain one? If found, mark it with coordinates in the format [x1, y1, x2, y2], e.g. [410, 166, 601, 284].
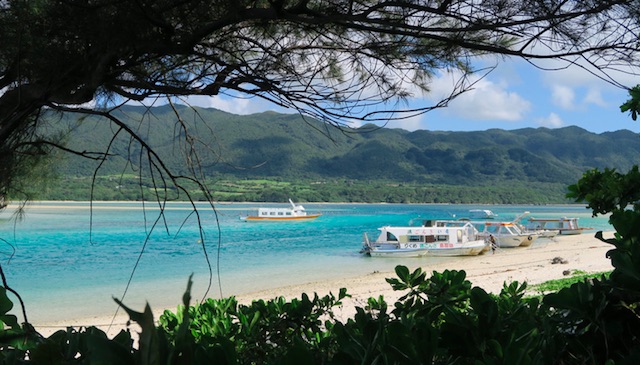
[36, 105, 640, 203]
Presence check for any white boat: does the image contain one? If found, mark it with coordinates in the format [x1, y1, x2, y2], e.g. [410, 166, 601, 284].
[430, 218, 536, 248]
[521, 226, 558, 239]
[361, 222, 488, 257]
[467, 209, 498, 219]
[239, 199, 321, 222]
[513, 212, 558, 239]
[479, 221, 537, 247]
[524, 217, 592, 235]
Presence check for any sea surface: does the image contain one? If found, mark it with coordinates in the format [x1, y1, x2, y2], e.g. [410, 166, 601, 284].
[0, 202, 613, 324]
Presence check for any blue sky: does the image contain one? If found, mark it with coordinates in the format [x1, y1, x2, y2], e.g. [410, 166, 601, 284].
[183, 57, 640, 134]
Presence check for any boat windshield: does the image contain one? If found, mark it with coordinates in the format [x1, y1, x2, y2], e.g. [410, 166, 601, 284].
[504, 225, 519, 234]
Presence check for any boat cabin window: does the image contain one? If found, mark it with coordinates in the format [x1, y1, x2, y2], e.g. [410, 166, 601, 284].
[278, 212, 284, 216]
[286, 212, 291, 216]
[436, 235, 448, 241]
[486, 225, 499, 234]
[471, 223, 484, 232]
[386, 232, 398, 241]
[408, 235, 422, 242]
[425, 235, 436, 243]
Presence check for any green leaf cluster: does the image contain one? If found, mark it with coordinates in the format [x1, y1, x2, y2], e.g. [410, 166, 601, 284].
[157, 289, 347, 364]
[620, 86, 640, 121]
[3, 260, 639, 364]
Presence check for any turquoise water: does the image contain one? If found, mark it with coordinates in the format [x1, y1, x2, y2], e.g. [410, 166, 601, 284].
[0, 202, 612, 324]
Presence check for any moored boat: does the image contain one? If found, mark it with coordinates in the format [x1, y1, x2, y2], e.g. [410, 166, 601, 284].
[361, 222, 488, 257]
[523, 227, 558, 240]
[479, 221, 537, 247]
[429, 218, 536, 248]
[500, 211, 552, 243]
[240, 199, 321, 222]
[524, 217, 592, 235]
[467, 209, 498, 219]
[514, 212, 559, 239]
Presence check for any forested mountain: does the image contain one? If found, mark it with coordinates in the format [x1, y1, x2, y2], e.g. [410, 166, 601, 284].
[42, 105, 640, 203]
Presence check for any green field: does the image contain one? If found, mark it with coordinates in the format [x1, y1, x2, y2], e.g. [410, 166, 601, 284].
[41, 176, 572, 204]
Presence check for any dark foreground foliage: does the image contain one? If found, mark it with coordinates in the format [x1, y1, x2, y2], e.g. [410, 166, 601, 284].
[2, 167, 640, 363]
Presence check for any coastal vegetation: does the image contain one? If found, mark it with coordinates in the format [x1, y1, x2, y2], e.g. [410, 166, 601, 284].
[529, 270, 612, 294]
[45, 175, 572, 204]
[32, 106, 640, 203]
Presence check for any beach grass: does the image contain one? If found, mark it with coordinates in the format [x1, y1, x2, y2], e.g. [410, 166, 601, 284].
[530, 270, 611, 293]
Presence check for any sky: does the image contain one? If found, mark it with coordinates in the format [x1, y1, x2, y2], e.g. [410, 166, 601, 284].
[181, 57, 640, 134]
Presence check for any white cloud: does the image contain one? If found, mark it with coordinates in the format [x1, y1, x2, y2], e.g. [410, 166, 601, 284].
[426, 70, 531, 121]
[551, 85, 575, 109]
[173, 91, 292, 115]
[346, 120, 364, 129]
[583, 88, 607, 107]
[541, 66, 597, 88]
[181, 95, 256, 114]
[547, 77, 613, 111]
[386, 115, 424, 131]
[537, 60, 638, 111]
[535, 112, 564, 128]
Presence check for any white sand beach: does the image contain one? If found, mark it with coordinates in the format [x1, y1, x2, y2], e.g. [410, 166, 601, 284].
[32, 231, 615, 339]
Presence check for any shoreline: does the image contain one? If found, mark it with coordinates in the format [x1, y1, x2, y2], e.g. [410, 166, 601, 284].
[32, 232, 615, 339]
[6, 201, 590, 208]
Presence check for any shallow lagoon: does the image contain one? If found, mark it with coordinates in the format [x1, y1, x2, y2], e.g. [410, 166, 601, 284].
[0, 202, 612, 323]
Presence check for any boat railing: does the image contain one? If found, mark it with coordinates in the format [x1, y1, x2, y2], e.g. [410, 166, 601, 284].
[512, 211, 530, 224]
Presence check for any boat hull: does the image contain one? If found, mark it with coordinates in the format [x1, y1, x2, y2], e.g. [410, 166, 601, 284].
[366, 248, 431, 258]
[364, 242, 487, 258]
[240, 214, 321, 222]
[529, 230, 559, 239]
[478, 233, 524, 248]
[500, 237, 525, 247]
[424, 244, 486, 257]
[518, 234, 536, 247]
[558, 229, 583, 235]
